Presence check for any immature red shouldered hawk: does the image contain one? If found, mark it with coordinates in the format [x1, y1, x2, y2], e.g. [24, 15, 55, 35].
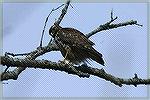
[49, 23, 105, 66]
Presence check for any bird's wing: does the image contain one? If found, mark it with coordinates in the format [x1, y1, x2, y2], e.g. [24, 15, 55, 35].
[57, 27, 105, 66]
[57, 27, 95, 47]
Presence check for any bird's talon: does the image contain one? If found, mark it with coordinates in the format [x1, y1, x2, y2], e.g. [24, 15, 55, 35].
[58, 60, 73, 66]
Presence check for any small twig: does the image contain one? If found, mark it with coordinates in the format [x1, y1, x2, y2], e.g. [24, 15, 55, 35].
[70, 4, 73, 8]
[3, 67, 9, 73]
[86, 10, 143, 38]
[53, 4, 65, 11]
[48, 38, 53, 45]
[1, 66, 9, 79]
[107, 16, 118, 25]
[54, 0, 71, 25]
[86, 20, 139, 38]
[107, 9, 118, 25]
[135, 23, 143, 27]
[6, 52, 30, 57]
[111, 9, 113, 20]
[39, 4, 65, 47]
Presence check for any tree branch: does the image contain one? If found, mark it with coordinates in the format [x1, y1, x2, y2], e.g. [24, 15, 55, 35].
[39, 3, 65, 47]
[86, 8, 142, 38]
[0, 0, 70, 81]
[54, 0, 70, 25]
[86, 20, 140, 38]
[1, 0, 147, 88]
[0, 55, 90, 81]
[1, 55, 150, 87]
[0, 41, 59, 81]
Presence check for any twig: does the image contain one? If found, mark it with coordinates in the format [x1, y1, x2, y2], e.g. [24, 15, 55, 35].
[54, 0, 71, 25]
[86, 10, 142, 38]
[135, 23, 143, 27]
[111, 9, 113, 20]
[108, 8, 118, 24]
[39, 4, 65, 47]
[86, 20, 139, 38]
[6, 52, 30, 57]
[1, 66, 9, 79]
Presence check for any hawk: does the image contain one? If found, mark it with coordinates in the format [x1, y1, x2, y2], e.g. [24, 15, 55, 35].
[49, 23, 105, 66]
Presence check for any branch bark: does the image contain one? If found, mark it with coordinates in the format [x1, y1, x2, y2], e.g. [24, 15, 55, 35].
[86, 20, 138, 38]
[1, 55, 150, 87]
[1, 0, 148, 87]
[0, 0, 70, 81]
[54, 0, 70, 25]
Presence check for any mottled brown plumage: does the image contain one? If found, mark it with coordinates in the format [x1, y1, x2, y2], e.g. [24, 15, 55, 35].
[49, 24, 105, 66]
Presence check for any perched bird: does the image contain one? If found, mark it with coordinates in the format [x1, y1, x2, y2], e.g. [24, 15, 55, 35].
[49, 23, 105, 66]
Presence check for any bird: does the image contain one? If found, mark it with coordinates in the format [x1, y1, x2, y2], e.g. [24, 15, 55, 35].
[49, 23, 105, 66]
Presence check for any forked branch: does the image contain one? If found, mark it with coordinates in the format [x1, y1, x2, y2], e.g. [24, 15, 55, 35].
[0, 0, 148, 87]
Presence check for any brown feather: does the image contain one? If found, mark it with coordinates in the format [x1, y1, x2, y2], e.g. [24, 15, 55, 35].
[50, 25, 105, 66]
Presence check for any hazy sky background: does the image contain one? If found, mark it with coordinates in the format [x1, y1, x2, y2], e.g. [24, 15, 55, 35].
[3, 2, 148, 98]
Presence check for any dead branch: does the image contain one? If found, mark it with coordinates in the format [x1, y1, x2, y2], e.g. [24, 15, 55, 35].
[39, 3, 65, 47]
[86, 9, 142, 38]
[0, 41, 59, 81]
[0, 0, 148, 87]
[86, 15, 142, 38]
[1, 55, 150, 87]
[0, 0, 70, 81]
[54, 0, 70, 25]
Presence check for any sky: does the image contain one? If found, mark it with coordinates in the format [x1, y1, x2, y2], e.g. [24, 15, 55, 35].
[2, 2, 148, 98]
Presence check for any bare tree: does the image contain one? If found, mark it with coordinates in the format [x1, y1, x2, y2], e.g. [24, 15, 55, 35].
[1, 0, 149, 87]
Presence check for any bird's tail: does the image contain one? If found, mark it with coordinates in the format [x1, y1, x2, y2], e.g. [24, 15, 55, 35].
[88, 48, 105, 66]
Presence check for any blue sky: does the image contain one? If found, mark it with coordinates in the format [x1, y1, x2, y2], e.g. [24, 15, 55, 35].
[3, 2, 148, 98]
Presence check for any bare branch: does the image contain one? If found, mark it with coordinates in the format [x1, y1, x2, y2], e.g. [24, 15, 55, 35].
[39, 4, 65, 47]
[86, 20, 139, 38]
[0, 1, 70, 81]
[1, 55, 150, 87]
[135, 23, 143, 27]
[86, 10, 142, 38]
[111, 9, 113, 20]
[0, 55, 89, 81]
[1, 41, 59, 80]
[1, 0, 147, 88]
[54, 0, 70, 25]
[78, 65, 150, 87]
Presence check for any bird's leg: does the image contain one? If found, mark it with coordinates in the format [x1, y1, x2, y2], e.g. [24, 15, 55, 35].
[62, 46, 72, 64]
[63, 52, 74, 65]
[59, 46, 73, 65]
[64, 49, 69, 60]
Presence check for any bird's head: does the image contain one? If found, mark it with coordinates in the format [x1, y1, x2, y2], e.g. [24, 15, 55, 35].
[49, 23, 62, 37]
